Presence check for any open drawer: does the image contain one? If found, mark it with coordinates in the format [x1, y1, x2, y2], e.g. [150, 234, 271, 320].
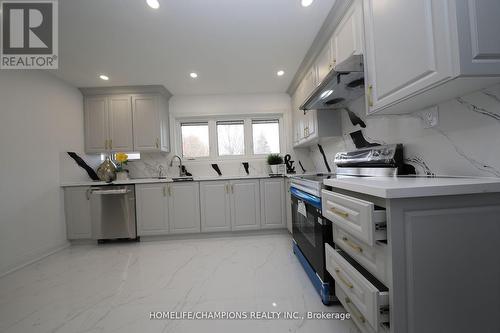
[322, 190, 386, 246]
[325, 244, 389, 332]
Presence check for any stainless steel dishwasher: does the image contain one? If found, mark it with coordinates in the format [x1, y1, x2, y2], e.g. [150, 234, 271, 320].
[90, 185, 137, 241]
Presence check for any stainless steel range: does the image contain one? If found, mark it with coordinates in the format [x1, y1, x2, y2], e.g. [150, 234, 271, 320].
[290, 144, 406, 305]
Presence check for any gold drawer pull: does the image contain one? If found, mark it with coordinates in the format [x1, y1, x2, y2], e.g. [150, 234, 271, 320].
[330, 207, 349, 218]
[342, 236, 363, 253]
[367, 84, 374, 107]
[334, 267, 353, 289]
[345, 297, 366, 324]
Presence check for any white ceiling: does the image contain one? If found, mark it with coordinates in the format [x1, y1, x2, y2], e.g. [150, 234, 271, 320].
[53, 0, 336, 95]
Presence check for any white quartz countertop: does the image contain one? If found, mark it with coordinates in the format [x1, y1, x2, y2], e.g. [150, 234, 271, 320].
[323, 176, 500, 198]
[61, 174, 288, 187]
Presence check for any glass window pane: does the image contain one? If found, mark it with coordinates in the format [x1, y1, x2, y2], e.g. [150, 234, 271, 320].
[252, 120, 280, 154]
[217, 121, 245, 156]
[181, 123, 209, 158]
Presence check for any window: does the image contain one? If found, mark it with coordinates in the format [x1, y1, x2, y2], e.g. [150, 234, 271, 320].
[181, 122, 209, 158]
[176, 115, 282, 159]
[252, 119, 280, 154]
[217, 120, 244, 156]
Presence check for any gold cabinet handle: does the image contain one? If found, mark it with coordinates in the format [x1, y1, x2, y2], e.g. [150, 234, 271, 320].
[367, 84, 374, 107]
[163, 185, 167, 197]
[231, 184, 234, 194]
[345, 297, 366, 324]
[342, 236, 363, 253]
[329, 207, 349, 218]
[224, 184, 229, 194]
[104, 139, 108, 150]
[86, 188, 91, 200]
[334, 267, 354, 289]
[168, 185, 172, 196]
[155, 138, 160, 149]
[109, 139, 113, 150]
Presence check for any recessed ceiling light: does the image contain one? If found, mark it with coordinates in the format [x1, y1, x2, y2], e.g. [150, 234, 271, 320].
[99, 74, 109, 81]
[277, 70, 285, 77]
[146, 0, 160, 9]
[301, 0, 314, 7]
[190, 72, 198, 79]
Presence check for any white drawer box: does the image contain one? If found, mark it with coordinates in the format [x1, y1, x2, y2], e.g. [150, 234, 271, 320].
[333, 226, 389, 285]
[322, 190, 386, 246]
[326, 244, 389, 332]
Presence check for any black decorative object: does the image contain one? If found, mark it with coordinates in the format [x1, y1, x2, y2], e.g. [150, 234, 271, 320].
[181, 165, 192, 177]
[317, 144, 331, 173]
[345, 108, 366, 128]
[211, 164, 222, 176]
[350, 130, 380, 149]
[242, 162, 250, 175]
[284, 154, 295, 174]
[67, 152, 99, 181]
[298, 161, 306, 173]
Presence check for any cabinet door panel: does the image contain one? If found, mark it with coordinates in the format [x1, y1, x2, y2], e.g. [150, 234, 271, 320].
[108, 95, 133, 152]
[200, 181, 231, 232]
[168, 183, 201, 234]
[64, 187, 92, 239]
[85, 97, 108, 153]
[132, 95, 161, 151]
[136, 184, 168, 235]
[230, 180, 261, 231]
[260, 179, 285, 229]
[333, 0, 363, 65]
[364, 0, 454, 113]
[316, 42, 333, 84]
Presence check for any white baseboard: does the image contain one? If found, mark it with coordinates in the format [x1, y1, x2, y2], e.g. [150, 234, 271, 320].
[0, 242, 70, 278]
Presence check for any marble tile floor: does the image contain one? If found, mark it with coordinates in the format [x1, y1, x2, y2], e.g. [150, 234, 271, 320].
[0, 233, 356, 333]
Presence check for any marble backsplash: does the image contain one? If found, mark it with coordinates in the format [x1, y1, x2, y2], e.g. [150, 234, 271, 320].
[307, 84, 500, 177]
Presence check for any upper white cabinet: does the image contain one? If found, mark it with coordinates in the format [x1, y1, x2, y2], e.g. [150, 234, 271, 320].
[200, 181, 232, 232]
[82, 86, 171, 153]
[260, 178, 285, 229]
[167, 182, 201, 234]
[64, 187, 92, 239]
[230, 179, 261, 231]
[363, 0, 500, 115]
[332, 0, 363, 65]
[136, 183, 169, 236]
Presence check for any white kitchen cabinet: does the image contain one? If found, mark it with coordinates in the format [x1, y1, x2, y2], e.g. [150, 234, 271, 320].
[132, 95, 169, 152]
[136, 183, 169, 236]
[260, 178, 285, 229]
[84, 97, 108, 153]
[82, 86, 170, 153]
[332, 0, 363, 66]
[64, 187, 92, 239]
[167, 182, 201, 234]
[363, 0, 500, 115]
[108, 95, 134, 152]
[285, 179, 293, 233]
[200, 181, 231, 232]
[229, 179, 261, 231]
[315, 39, 335, 84]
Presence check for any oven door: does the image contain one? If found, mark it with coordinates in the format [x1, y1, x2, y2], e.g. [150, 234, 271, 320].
[291, 187, 332, 281]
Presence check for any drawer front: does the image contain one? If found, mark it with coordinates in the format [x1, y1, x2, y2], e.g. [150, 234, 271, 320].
[322, 190, 386, 246]
[325, 244, 389, 330]
[333, 226, 389, 285]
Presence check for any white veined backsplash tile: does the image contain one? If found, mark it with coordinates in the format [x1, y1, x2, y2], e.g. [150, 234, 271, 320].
[306, 84, 500, 177]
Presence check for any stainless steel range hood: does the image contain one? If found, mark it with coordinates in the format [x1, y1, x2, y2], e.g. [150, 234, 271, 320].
[300, 54, 365, 111]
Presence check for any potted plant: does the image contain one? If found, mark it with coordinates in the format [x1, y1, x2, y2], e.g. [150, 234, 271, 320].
[267, 153, 284, 175]
[114, 152, 129, 180]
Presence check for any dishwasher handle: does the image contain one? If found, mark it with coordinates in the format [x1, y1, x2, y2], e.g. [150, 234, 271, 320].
[91, 188, 130, 195]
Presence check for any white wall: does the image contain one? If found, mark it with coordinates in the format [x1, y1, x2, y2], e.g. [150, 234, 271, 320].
[306, 84, 500, 177]
[128, 93, 314, 177]
[0, 70, 85, 276]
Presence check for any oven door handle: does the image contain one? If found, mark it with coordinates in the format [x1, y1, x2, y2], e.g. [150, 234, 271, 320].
[290, 187, 322, 209]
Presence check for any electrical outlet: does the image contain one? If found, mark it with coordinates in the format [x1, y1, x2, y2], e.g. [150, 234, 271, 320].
[415, 106, 439, 128]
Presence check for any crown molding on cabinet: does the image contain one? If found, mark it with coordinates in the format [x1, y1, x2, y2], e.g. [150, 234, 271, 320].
[287, 0, 354, 96]
[79, 85, 172, 99]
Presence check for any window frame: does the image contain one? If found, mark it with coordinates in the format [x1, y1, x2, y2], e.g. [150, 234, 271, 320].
[175, 114, 284, 161]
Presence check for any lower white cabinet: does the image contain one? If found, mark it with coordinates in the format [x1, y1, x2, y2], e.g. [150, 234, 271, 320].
[260, 178, 285, 229]
[230, 179, 261, 231]
[168, 182, 201, 234]
[64, 187, 92, 239]
[136, 182, 200, 236]
[136, 183, 169, 236]
[200, 181, 232, 232]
